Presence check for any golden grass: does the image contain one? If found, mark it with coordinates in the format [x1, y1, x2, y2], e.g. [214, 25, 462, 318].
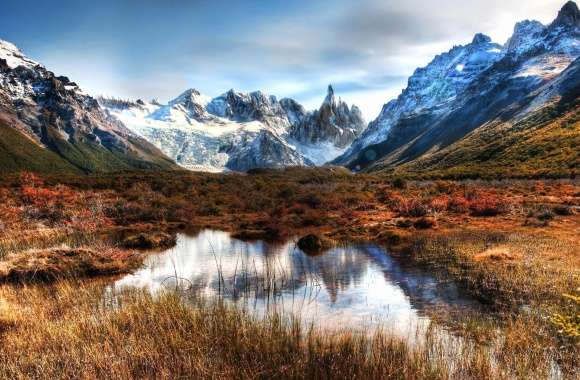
[408, 231, 579, 307]
[0, 246, 141, 283]
[0, 173, 578, 378]
[0, 283, 574, 380]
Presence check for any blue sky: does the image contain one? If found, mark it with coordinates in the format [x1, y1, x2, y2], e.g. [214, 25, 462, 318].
[1, 0, 566, 119]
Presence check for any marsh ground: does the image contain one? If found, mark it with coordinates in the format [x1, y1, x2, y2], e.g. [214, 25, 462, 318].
[0, 168, 578, 379]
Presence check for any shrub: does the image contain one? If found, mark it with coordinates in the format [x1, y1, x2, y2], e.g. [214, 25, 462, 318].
[396, 219, 413, 228]
[537, 210, 554, 222]
[469, 194, 509, 217]
[300, 194, 322, 209]
[448, 195, 470, 213]
[392, 178, 407, 189]
[553, 205, 574, 216]
[399, 199, 429, 217]
[413, 217, 437, 229]
[430, 196, 450, 213]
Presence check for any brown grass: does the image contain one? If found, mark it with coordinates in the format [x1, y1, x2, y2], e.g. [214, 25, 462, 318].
[0, 247, 141, 283]
[0, 283, 574, 379]
[0, 171, 578, 378]
[407, 231, 579, 307]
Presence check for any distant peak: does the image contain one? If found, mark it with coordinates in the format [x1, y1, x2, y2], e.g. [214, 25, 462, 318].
[176, 88, 201, 99]
[327, 84, 334, 96]
[324, 84, 335, 105]
[171, 88, 209, 107]
[471, 33, 492, 45]
[513, 19, 544, 32]
[552, 1, 580, 27]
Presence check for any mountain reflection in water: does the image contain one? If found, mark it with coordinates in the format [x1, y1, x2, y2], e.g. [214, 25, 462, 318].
[111, 230, 482, 334]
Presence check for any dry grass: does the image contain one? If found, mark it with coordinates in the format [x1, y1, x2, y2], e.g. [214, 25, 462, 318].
[407, 231, 579, 307]
[0, 283, 573, 380]
[0, 172, 578, 378]
[0, 246, 141, 283]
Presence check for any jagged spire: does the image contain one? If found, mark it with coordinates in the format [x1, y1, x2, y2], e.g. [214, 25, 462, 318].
[324, 84, 335, 105]
[552, 1, 580, 27]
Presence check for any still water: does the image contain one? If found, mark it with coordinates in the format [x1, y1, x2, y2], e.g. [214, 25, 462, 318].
[111, 230, 483, 336]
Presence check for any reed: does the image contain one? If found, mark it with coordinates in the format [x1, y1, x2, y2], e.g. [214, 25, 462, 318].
[0, 282, 574, 379]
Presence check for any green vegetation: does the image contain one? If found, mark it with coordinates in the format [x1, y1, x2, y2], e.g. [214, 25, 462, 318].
[0, 121, 177, 175]
[0, 122, 80, 174]
[386, 99, 580, 179]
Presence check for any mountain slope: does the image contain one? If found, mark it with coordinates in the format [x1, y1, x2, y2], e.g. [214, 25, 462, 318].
[0, 39, 177, 174]
[334, 1, 580, 176]
[0, 121, 81, 173]
[387, 57, 580, 178]
[103, 86, 365, 172]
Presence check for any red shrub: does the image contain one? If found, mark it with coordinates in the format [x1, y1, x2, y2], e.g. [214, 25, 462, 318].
[384, 193, 428, 216]
[19, 172, 44, 187]
[430, 195, 450, 213]
[469, 194, 510, 217]
[448, 195, 470, 213]
[21, 186, 61, 208]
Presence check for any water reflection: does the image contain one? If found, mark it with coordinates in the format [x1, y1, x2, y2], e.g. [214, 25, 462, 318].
[111, 230, 482, 335]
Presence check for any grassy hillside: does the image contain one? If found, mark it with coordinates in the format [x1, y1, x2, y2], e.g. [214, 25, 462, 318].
[378, 97, 580, 179]
[0, 122, 81, 174]
[0, 121, 177, 174]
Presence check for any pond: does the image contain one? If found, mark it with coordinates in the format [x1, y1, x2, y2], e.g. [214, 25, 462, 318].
[110, 230, 485, 338]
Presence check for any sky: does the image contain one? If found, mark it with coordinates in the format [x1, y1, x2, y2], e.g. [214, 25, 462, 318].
[0, 0, 568, 120]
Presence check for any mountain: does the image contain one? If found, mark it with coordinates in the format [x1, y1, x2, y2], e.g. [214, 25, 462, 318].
[102, 85, 365, 172]
[289, 85, 366, 164]
[334, 1, 580, 177]
[0, 39, 177, 174]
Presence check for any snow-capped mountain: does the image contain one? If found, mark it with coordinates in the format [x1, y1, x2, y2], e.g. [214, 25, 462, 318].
[0, 39, 176, 173]
[289, 85, 365, 164]
[335, 1, 580, 171]
[103, 85, 365, 172]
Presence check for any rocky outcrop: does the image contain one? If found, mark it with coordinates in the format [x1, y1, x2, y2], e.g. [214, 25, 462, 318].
[206, 89, 292, 129]
[290, 85, 365, 148]
[224, 130, 313, 172]
[552, 1, 580, 28]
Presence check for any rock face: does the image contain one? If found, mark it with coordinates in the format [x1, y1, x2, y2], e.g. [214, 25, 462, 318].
[552, 1, 580, 28]
[290, 85, 365, 149]
[104, 85, 366, 172]
[0, 39, 176, 173]
[335, 1, 580, 171]
[224, 130, 313, 172]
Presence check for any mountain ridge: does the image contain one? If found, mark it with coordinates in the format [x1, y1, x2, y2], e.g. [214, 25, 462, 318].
[102, 84, 366, 171]
[333, 1, 580, 177]
[0, 39, 178, 174]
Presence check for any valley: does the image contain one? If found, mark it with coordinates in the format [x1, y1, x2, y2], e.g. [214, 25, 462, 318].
[0, 1, 579, 379]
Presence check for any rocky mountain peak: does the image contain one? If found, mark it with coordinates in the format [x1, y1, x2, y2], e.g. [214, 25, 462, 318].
[0, 39, 39, 70]
[170, 88, 208, 106]
[505, 20, 545, 54]
[471, 33, 492, 45]
[167, 88, 211, 120]
[289, 85, 366, 154]
[324, 84, 335, 105]
[552, 1, 580, 28]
